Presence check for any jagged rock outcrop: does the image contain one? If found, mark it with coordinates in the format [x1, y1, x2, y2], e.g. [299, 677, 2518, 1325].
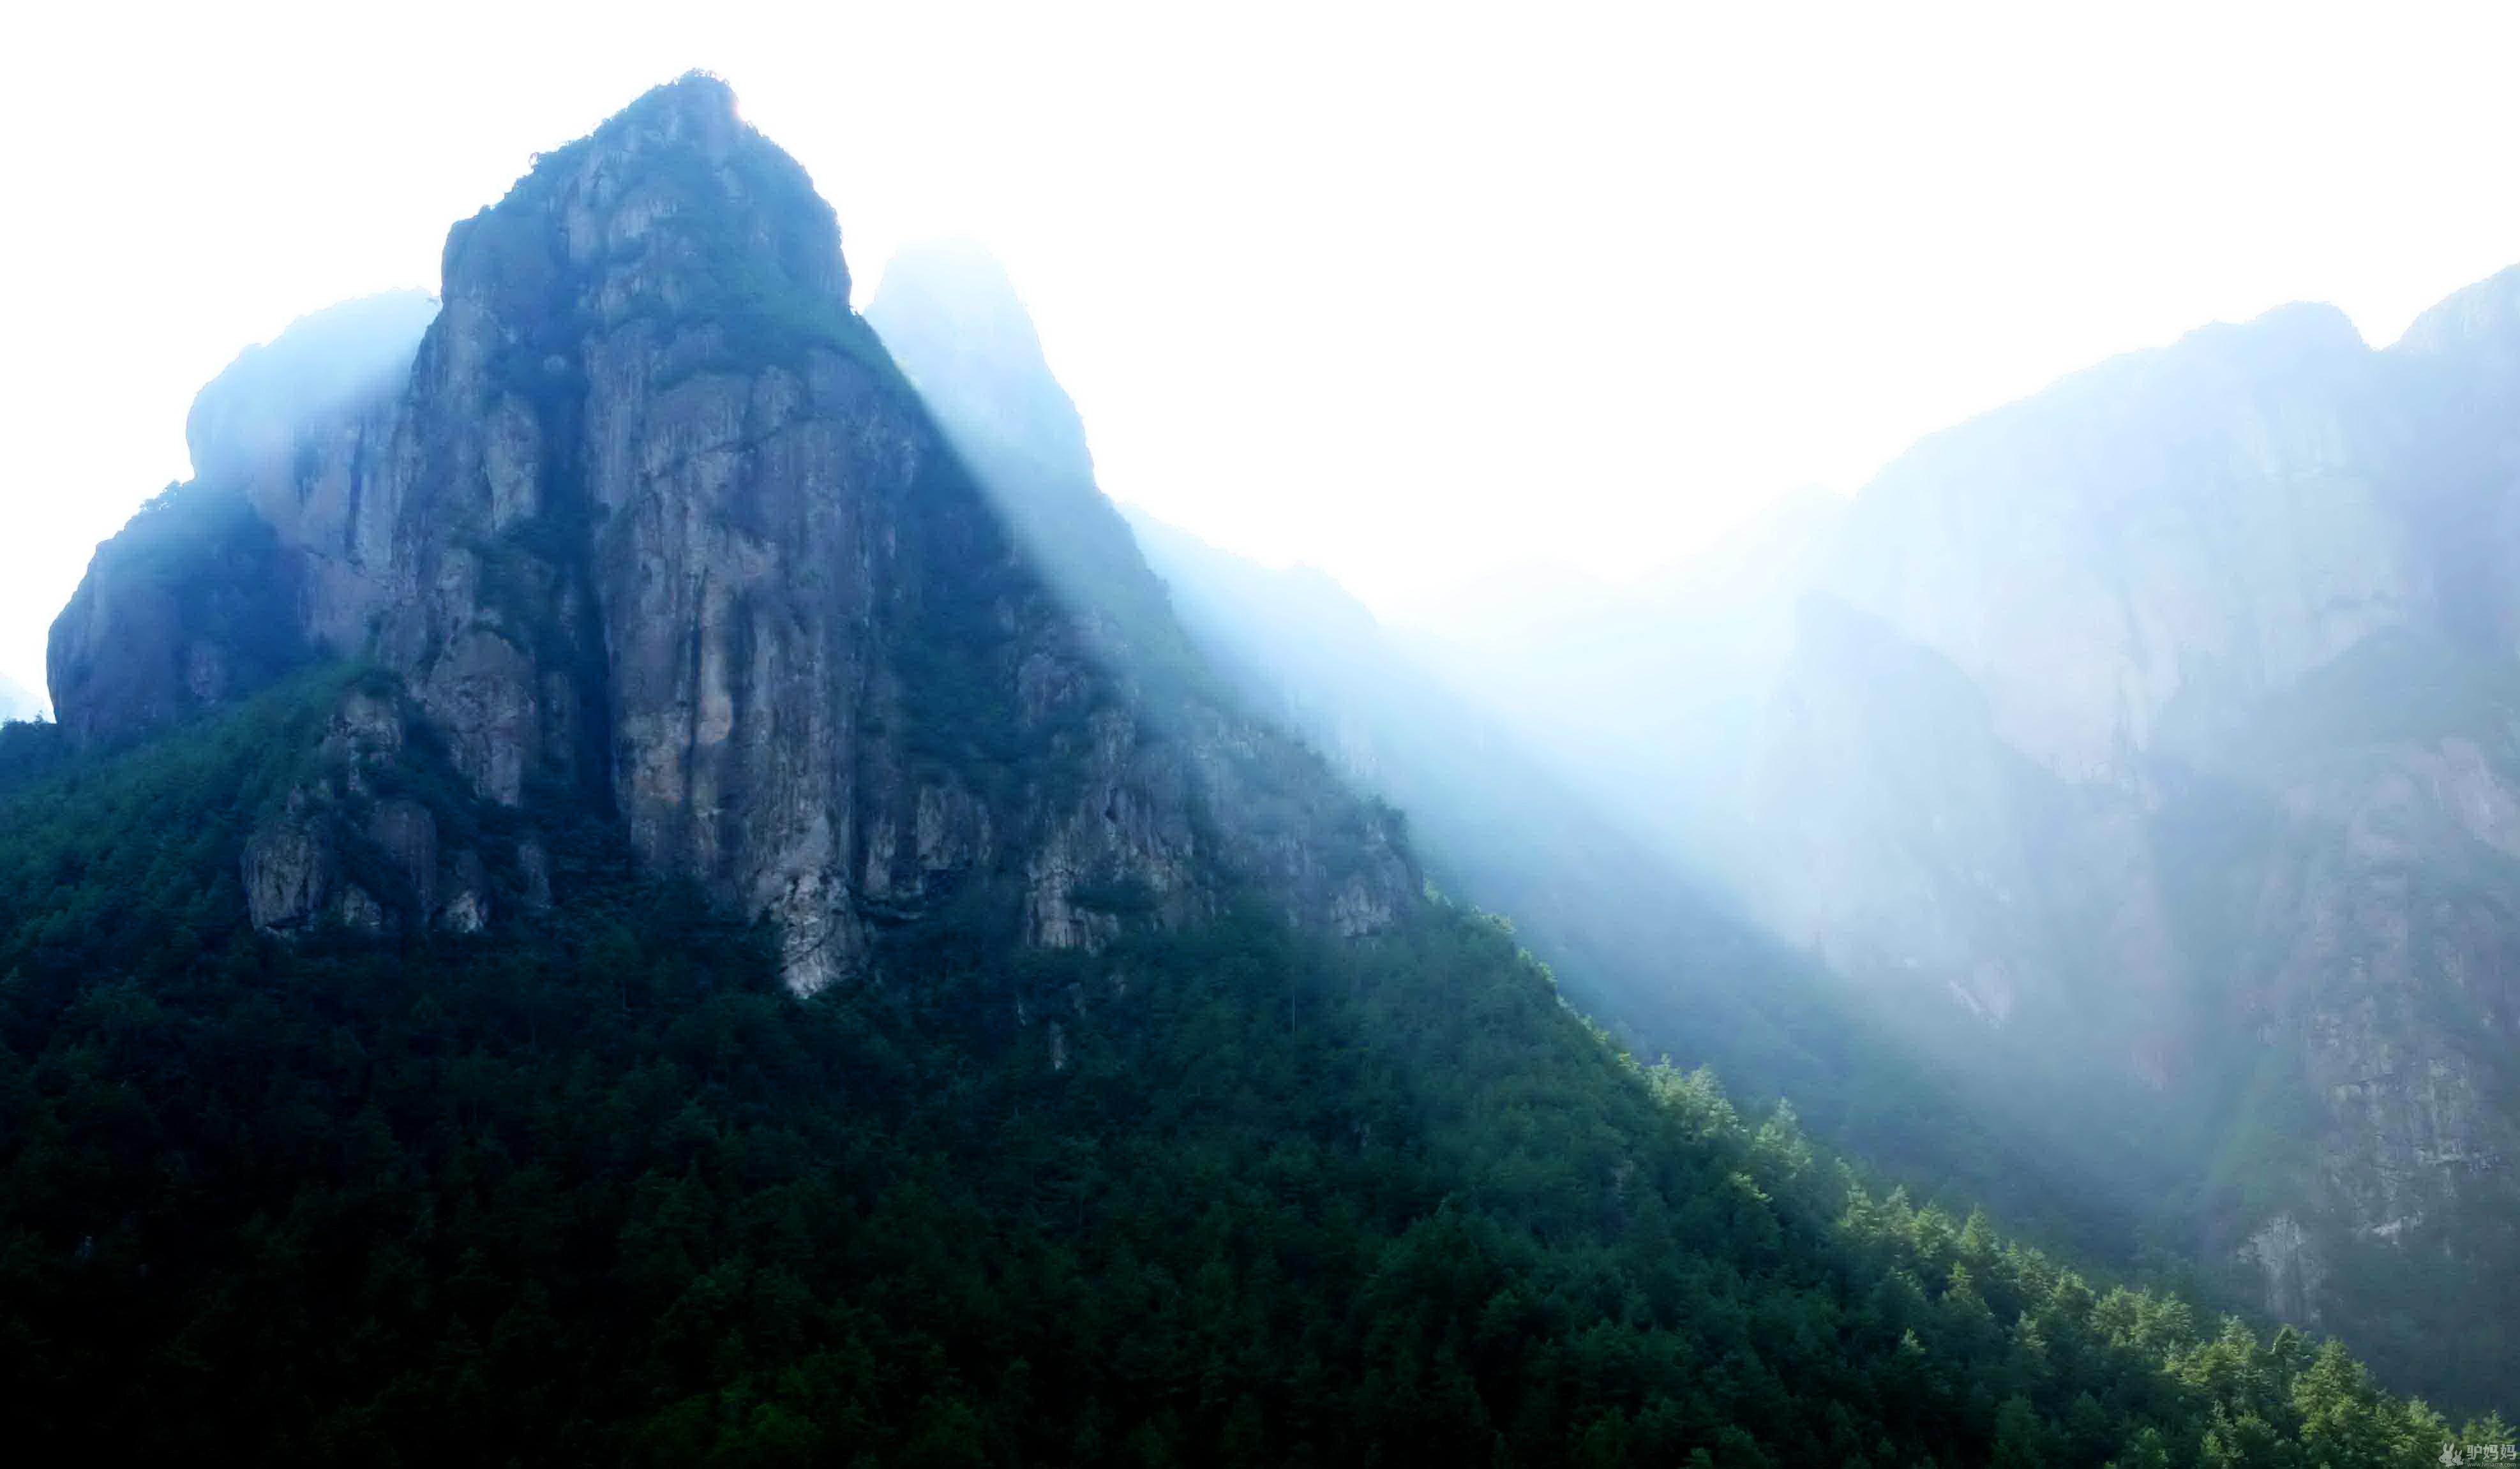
[237, 685, 495, 937]
[50, 75, 1412, 991]
[240, 800, 338, 933]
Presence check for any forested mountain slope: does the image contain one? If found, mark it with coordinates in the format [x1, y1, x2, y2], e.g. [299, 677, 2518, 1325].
[0, 669, 2493, 1465]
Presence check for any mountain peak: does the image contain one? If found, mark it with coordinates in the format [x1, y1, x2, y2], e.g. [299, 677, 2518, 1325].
[871, 239, 1036, 348]
[445, 69, 849, 322]
[546, 70, 750, 174]
[186, 291, 439, 488]
[2394, 262, 2520, 358]
[47, 82, 1413, 992]
[868, 240, 1095, 489]
[2209, 298, 2364, 354]
[616, 68, 742, 133]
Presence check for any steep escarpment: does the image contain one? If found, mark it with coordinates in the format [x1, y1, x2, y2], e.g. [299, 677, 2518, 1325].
[47, 75, 1410, 990]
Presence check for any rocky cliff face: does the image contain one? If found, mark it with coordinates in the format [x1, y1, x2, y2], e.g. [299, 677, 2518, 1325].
[1824, 304, 2425, 787]
[236, 683, 495, 939]
[48, 75, 1411, 991]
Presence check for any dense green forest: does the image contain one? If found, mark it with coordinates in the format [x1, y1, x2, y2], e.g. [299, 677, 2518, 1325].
[0, 673, 2504, 1465]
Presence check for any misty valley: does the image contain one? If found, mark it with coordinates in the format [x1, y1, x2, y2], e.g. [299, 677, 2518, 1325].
[5, 67, 2519, 1468]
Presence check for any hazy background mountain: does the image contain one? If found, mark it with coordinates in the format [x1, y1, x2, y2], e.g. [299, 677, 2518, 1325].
[0, 673, 41, 723]
[184, 291, 441, 487]
[1338, 283, 2520, 1408]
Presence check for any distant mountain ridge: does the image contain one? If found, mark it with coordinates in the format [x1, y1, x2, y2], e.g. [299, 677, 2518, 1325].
[0, 673, 41, 723]
[1377, 283, 2520, 1407]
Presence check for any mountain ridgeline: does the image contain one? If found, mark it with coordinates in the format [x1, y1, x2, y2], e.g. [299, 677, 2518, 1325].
[0, 74, 2496, 1463]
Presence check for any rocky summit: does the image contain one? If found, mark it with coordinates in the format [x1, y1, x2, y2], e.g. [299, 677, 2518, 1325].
[46, 73, 1410, 992]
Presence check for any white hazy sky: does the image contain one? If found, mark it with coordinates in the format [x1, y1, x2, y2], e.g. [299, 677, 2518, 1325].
[7, 1, 2520, 701]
